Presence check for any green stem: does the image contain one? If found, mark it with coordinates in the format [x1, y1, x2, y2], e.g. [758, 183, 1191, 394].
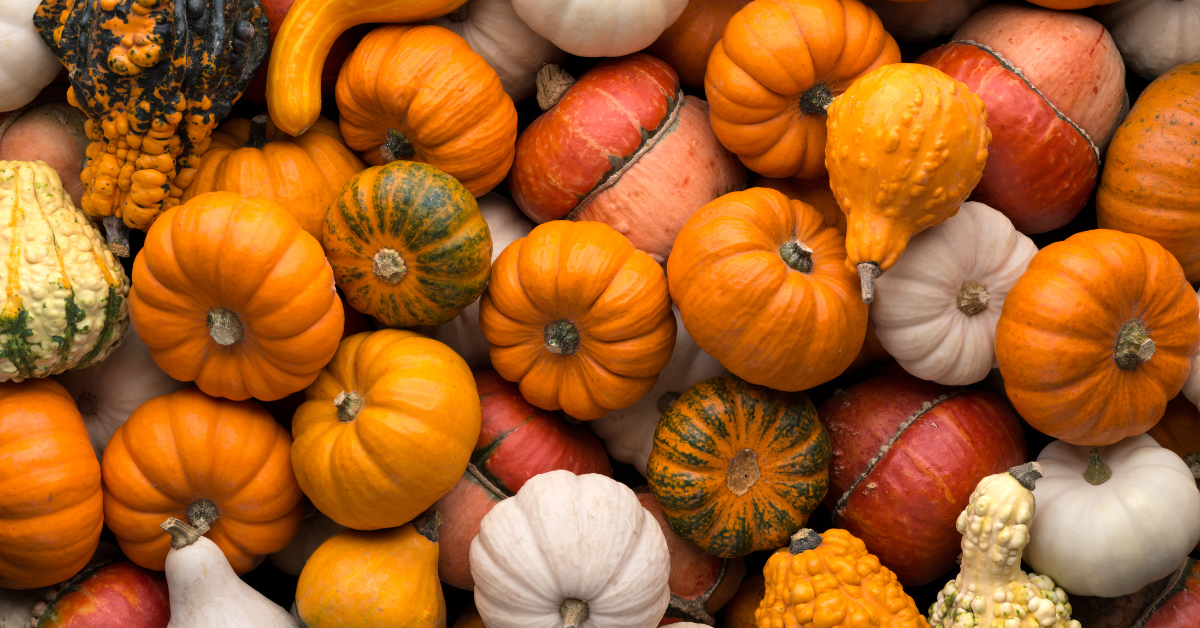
[244, 115, 269, 148]
[544, 320, 580, 355]
[779, 241, 813, 273]
[798, 83, 834, 115]
[380, 128, 416, 162]
[334, 391, 363, 422]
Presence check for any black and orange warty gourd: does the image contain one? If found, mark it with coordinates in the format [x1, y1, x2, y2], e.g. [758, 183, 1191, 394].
[33, 0, 269, 254]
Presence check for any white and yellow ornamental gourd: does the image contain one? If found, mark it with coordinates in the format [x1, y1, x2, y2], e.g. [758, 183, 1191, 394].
[0, 161, 128, 381]
[928, 463, 1082, 628]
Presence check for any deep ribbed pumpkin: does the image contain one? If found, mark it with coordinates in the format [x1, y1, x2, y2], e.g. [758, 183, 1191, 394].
[336, 24, 517, 196]
[647, 376, 831, 558]
[0, 379, 102, 589]
[646, 0, 751, 88]
[324, 161, 492, 328]
[995, 230, 1200, 446]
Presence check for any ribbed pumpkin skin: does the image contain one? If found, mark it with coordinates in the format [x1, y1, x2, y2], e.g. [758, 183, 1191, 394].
[1097, 63, 1200, 282]
[0, 379, 102, 589]
[752, 175, 845, 233]
[325, 161, 492, 328]
[336, 24, 517, 196]
[0, 161, 129, 381]
[296, 522, 444, 628]
[101, 387, 304, 574]
[129, 192, 344, 402]
[647, 376, 831, 559]
[646, 0, 751, 88]
[291, 330, 481, 531]
[667, 188, 867, 392]
[827, 63, 991, 274]
[182, 115, 366, 242]
[705, 0, 900, 179]
[995, 230, 1200, 446]
[36, 561, 170, 628]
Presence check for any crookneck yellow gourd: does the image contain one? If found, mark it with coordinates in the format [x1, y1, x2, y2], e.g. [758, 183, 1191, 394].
[825, 63, 991, 303]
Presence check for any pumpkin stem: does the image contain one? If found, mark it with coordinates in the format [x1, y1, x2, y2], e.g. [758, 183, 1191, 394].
[1085, 448, 1113, 485]
[334, 391, 364, 422]
[186, 498, 219, 536]
[537, 64, 576, 112]
[726, 448, 762, 496]
[789, 528, 823, 554]
[413, 509, 444, 543]
[1115, 320, 1155, 370]
[448, 1, 470, 21]
[779, 241, 813, 273]
[560, 598, 589, 628]
[102, 215, 130, 258]
[161, 517, 205, 550]
[207, 307, 244, 346]
[1185, 453, 1200, 484]
[373, 248, 408, 284]
[380, 128, 416, 163]
[657, 391, 681, 414]
[244, 114, 270, 148]
[544, 320, 580, 355]
[956, 280, 989, 316]
[857, 262, 881, 304]
[1008, 461, 1043, 491]
[798, 83, 834, 116]
[76, 391, 99, 416]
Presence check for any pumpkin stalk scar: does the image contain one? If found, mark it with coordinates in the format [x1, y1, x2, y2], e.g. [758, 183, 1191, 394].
[413, 509, 444, 543]
[102, 215, 130, 258]
[333, 391, 364, 422]
[536, 64, 576, 112]
[789, 528, 823, 554]
[857, 262, 881, 304]
[559, 598, 589, 628]
[372, 247, 407, 284]
[76, 391, 99, 415]
[380, 128, 416, 163]
[1185, 453, 1200, 484]
[186, 497, 219, 535]
[779, 241, 814, 273]
[726, 448, 762, 496]
[956, 279, 989, 315]
[544, 319, 580, 355]
[160, 499, 219, 549]
[1008, 461, 1044, 491]
[798, 83, 834, 116]
[664, 559, 726, 624]
[448, 1, 470, 22]
[1115, 320, 1155, 370]
[206, 307, 243, 345]
[1084, 448, 1113, 485]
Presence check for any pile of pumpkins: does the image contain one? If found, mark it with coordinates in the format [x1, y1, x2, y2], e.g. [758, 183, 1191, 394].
[2, 0, 1200, 626]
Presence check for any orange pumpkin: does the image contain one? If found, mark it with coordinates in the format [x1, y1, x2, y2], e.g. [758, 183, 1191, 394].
[646, 0, 752, 88]
[478, 221, 677, 420]
[0, 379, 102, 589]
[1097, 62, 1200, 283]
[666, 188, 867, 392]
[705, 0, 900, 179]
[336, 24, 517, 196]
[182, 115, 366, 242]
[101, 387, 304, 574]
[995, 230, 1200, 446]
[751, 174, 845, 233]
[129, 192, 344, 402]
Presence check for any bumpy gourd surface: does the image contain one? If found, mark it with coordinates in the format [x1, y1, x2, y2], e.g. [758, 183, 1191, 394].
[0, 161, 128, 381]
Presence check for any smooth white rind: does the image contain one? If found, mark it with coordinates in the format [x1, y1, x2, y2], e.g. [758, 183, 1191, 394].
[510, 0, 688, 58]
[165, 535, 299, 628]
[0, 0, 61, 112]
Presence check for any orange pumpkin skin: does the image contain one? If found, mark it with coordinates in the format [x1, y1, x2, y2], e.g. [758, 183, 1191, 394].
[336, 24, 517, 197]
[705, 0, 900, 179]
[129, 192, 344, 402]
[995, 230, 1200, 446]
[721, 574, 764, 628]
[101, 387, 304, 574]
[751, 174, 845, 233]
[182, 115, 366, 242]
[0, 379, 102, 589]
[478, 221, 677, 421]
[1098, 63, 1200, 283]
[646, 0, 752, 88]
[667, 188, 867, 392]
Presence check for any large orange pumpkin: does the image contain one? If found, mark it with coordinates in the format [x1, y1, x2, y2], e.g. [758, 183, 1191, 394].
[995, 230, 1200, 446]
[1097, 62, 1200, 283]
[704, 0, 900, 179]
[0, 379, 102, 589]
[129, 192, 344, 402]
[101, 387, 304, 574]
[478, 221, 677, 420]
[646, 0, 752, 88]
[666, 187, 867, 392]
[182, 115, 366, 242]
[335, 24, 517, 197]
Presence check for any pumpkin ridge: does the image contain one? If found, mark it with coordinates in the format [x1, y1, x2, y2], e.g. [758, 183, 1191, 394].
[833, 392, 961, 518]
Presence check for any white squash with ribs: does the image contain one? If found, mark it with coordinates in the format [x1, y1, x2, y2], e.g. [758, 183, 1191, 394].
[509, 0, 687, 57]
[1093, 0, 1200, 80]
[0, 0, 62, 112]
[871, 201, 1037, 386]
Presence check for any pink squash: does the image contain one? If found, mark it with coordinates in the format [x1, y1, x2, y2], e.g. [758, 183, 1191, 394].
[0, 101, 88, 207]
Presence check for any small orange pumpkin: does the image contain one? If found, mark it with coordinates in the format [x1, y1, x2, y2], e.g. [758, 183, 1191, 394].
[129, 192, 344, 402]
[646, 0, 752, 88]
[478, 220, 677, 420]
[101, 387, 304, 574]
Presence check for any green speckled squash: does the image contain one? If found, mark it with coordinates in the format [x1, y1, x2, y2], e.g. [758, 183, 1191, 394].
[0, 161, 128, 382]
[325, 161, 492, 327]
[647, 375, 831, 558]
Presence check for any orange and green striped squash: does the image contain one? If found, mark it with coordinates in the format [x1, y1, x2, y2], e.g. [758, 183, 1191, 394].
[646, 375, 831, 558]
[324, 161, 492, 328]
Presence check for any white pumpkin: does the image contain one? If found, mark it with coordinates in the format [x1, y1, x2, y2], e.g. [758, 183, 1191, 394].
[1093, 0, 1200, 80]
[0, 0, 61, 112]
[470, 470, 671, 628]
[510, 0, 688, 57]
[267, 509, 347, 577]
[871, 201, 1038, 386]
[429, 0, 565, 102]
[587, 308, 727, 476]
[421, 193, 535, 370]
[0, 587, 47, 628]
[1180, 287, 1200, 410]
[863, 0, 985, 42]
[1025, 435, 1200, 598]
[55, 329, 188, 459]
